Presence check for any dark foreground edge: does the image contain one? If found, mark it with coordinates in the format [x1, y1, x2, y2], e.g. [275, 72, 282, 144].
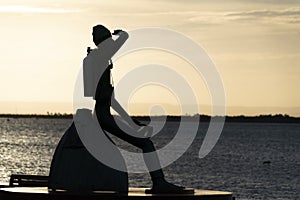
[0, 187, 233, 200]
[0, 175, 234, 200]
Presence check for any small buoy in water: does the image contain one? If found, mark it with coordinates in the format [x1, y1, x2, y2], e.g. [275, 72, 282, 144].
[263, 161, 271, 164]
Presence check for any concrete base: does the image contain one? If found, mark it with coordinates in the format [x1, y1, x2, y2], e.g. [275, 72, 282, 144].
[0, 187, 233, 200]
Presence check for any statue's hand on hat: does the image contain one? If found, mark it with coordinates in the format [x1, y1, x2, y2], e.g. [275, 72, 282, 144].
[113, 29, 125, 35]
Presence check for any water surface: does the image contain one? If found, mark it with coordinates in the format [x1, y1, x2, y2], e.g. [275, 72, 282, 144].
[0, 118, 299, 199]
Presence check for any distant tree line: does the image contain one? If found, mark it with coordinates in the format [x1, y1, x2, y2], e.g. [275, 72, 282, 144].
[0, 113, 299, 123]
[131, 114, 300, 123]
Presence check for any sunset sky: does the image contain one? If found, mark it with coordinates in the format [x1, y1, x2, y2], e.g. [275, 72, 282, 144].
[0, 0, 299, 116]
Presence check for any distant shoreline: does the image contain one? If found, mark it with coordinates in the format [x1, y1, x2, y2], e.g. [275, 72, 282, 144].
[0, 113, 299, 123]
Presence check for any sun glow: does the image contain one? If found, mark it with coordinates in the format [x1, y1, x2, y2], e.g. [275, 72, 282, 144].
[0, 0, 299, 115]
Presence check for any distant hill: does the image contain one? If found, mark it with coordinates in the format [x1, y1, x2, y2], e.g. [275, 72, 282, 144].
[0, 113, 299, 123]
[133, 114, 300, 123]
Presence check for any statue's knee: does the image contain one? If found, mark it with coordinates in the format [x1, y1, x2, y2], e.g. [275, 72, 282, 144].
[142, 138, 155, 153]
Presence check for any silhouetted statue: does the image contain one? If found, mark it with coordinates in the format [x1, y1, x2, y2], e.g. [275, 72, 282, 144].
[49, 24, 191, 194]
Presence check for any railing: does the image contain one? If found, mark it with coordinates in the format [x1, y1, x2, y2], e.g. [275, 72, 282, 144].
[9, 174, 48, 187]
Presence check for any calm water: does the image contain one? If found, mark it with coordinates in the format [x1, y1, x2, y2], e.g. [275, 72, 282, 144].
[0, 117, 299, 199]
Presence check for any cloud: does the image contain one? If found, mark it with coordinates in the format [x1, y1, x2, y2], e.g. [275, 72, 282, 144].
[184, 7, 300, 25]
[226, 7, 300, 24]
[187, 12, 228, 25]
[0, 5, 80, 14]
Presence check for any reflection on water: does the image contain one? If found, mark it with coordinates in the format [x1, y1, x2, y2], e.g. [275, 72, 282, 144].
[0, 118, 69, 181]
[0, 117, 299, 199]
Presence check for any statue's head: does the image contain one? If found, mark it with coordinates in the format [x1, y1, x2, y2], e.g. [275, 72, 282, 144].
[92, 25, 112, 46]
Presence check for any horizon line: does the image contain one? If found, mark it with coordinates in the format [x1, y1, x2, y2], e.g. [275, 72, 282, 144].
[0, 113, 299, 118]
[0, 101, 299, 117]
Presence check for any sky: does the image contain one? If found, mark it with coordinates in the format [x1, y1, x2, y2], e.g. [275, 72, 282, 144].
[0, 0, 299, 116]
